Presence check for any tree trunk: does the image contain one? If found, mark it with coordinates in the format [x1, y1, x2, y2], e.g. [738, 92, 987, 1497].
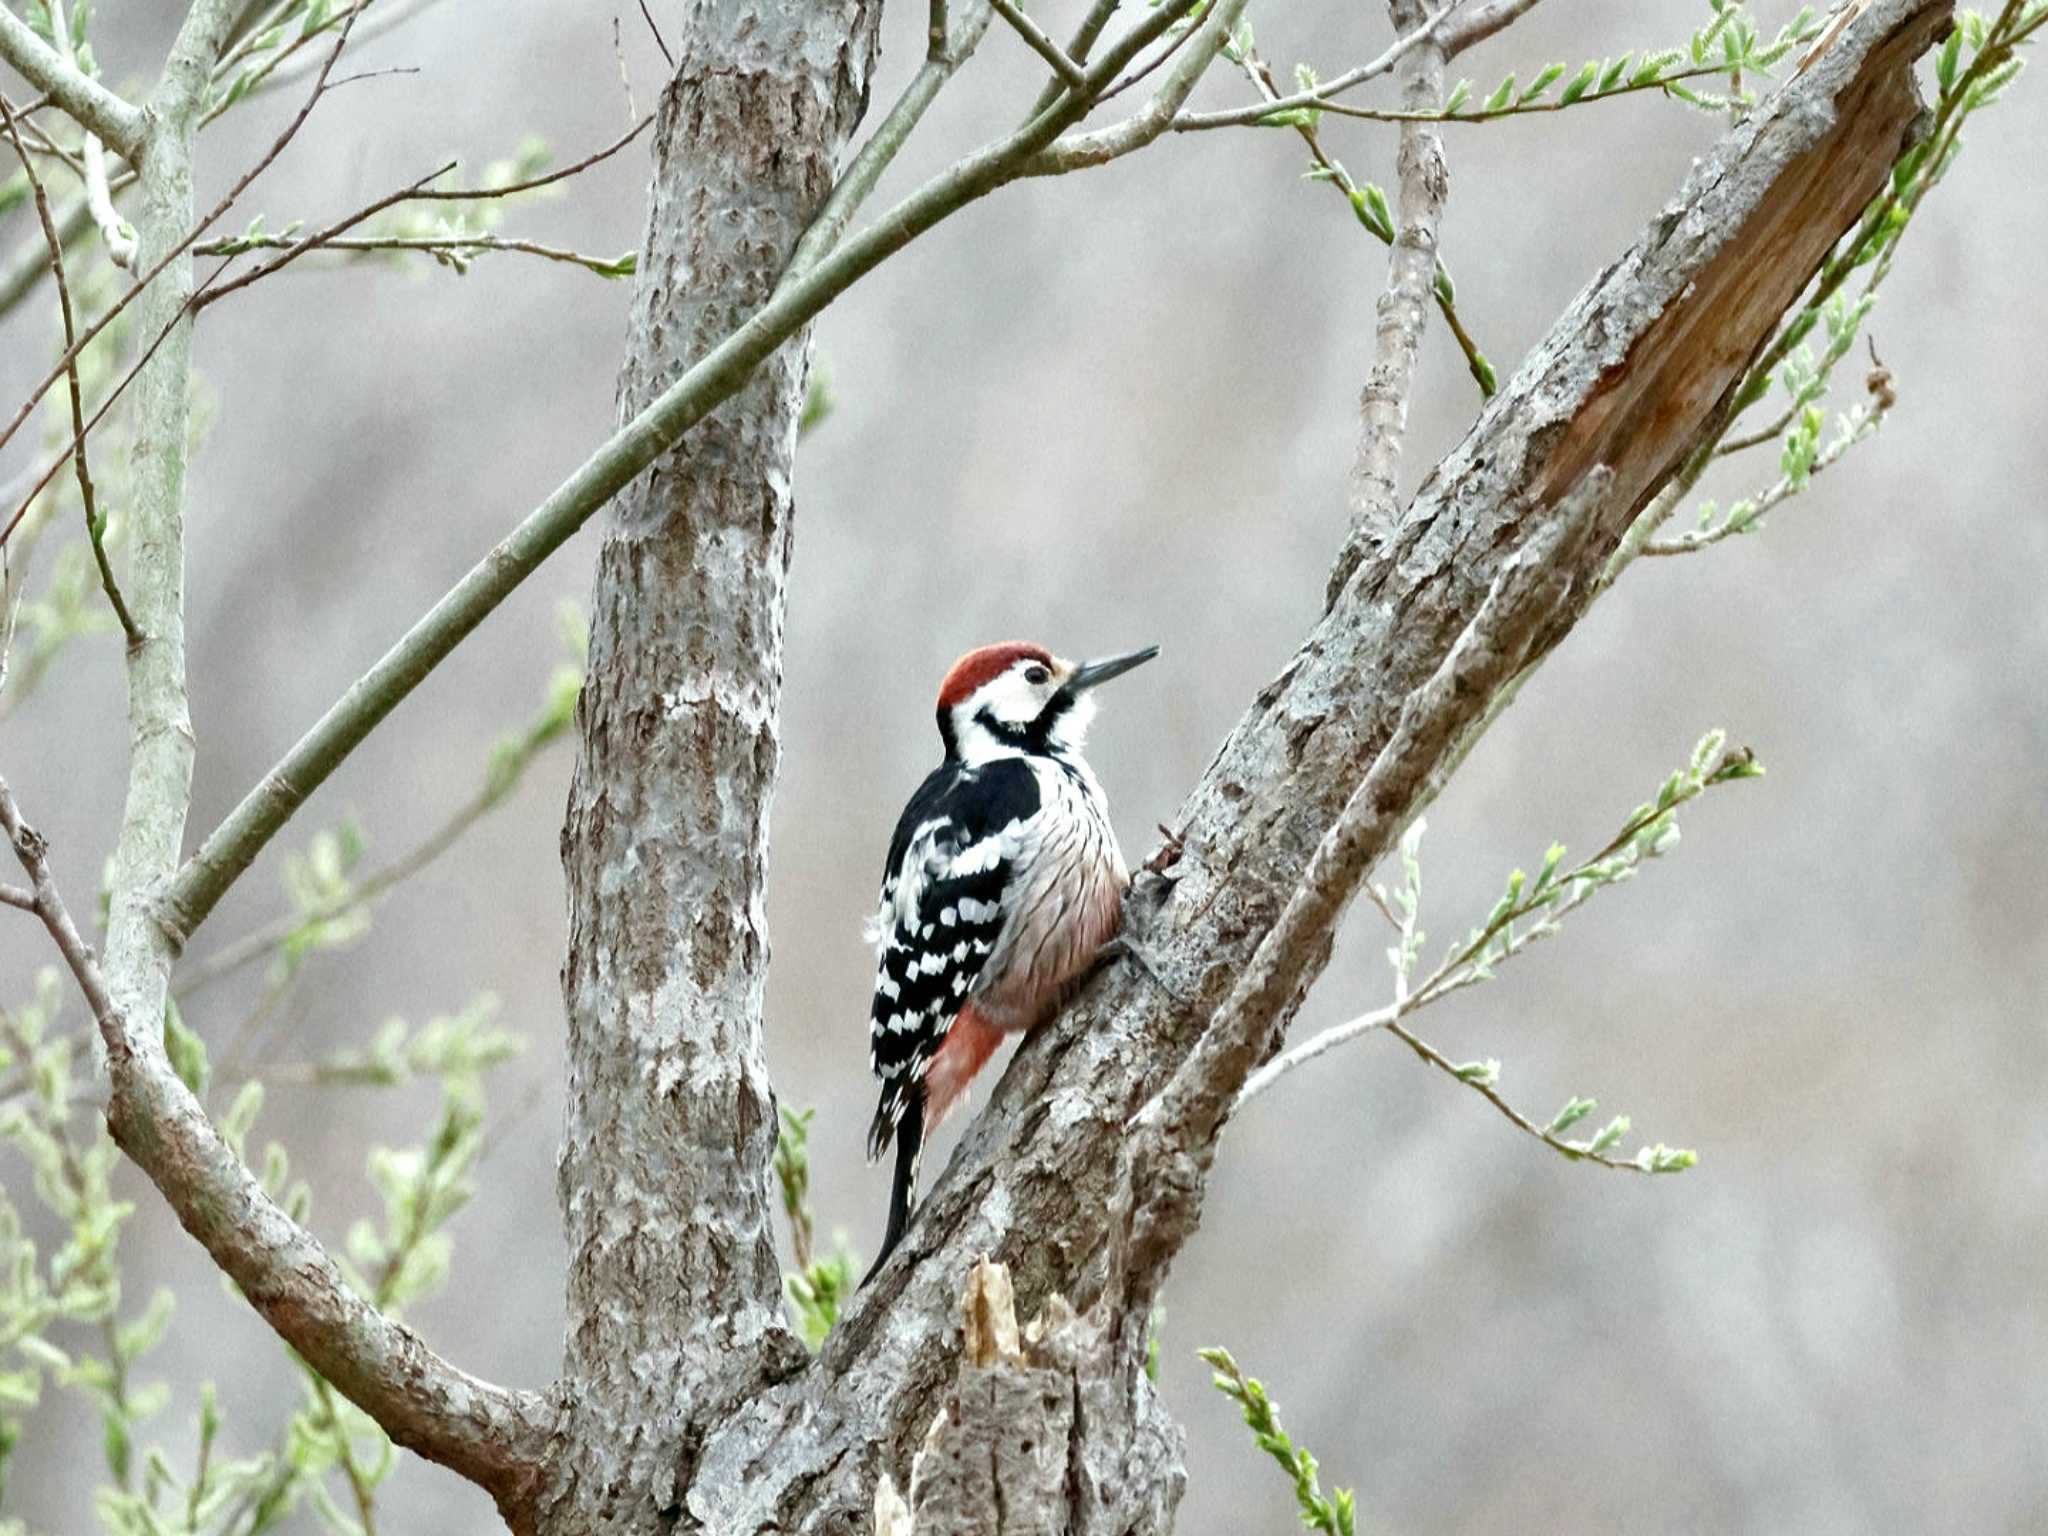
[544, 0, 879, 1528]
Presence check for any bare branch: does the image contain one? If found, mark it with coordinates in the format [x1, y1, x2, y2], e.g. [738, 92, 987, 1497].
[1337, 0, 1452, 589]
[0, 90, 140, 645]
[0, 9, 364, 503]
[1437, 0, 1547, 59]
[1117, 467, 1614, 1303]
[0, 773, 553, 1505]
[1026, 0, 1257, 172]
[1168, 0, 1467, 133]
[0, 3, 144, 156]
[783, 1, 995, 281]
[988, 0, 1085, 84]
[1026, 0, 1124, 116]
[47, 0, 134, 269]
[157, 0, 1207, 948]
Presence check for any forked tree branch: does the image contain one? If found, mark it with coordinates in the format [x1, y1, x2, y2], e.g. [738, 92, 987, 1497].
[0, 774, 553, 1509]
[154, 0, 1218, 949]
[662, 3, 1948, 1524]
[0, 2, 144, 156]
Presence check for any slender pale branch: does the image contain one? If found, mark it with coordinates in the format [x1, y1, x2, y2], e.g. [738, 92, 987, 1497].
[0, 10, 364, 490]
[1026, 0, 1256, 172]
[989, 0, 1085, 83]
[1438, 0, 1547, 58]
[0, 773, 553, 1501]
[1027, 0, 1123, 116]
[192, 228, 635, 277]
[0, 3, 144, 156]
[1169, 0, 1467, 132]
[158, 0, 1207, 947]
[0, 90, 140, 645]
[785, 0, 996, 284]
[47, 0, 134, 269]
[1340, 0, 1451, 583]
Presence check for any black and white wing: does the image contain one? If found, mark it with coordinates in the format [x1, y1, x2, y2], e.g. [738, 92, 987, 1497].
[864, 756, 1041, 1159]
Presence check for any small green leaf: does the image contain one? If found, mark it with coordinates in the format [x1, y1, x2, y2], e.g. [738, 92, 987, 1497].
[1559, 60, 1599, 104]
[1482, 73, 1516, 112]
[1518, 62, 1566, 103]
[1547, 1096, 1596, 1135]
[1443, 78, 1471, 114]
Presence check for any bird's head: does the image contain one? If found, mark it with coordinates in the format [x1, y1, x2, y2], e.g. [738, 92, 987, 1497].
[935, 641, 1158, 763]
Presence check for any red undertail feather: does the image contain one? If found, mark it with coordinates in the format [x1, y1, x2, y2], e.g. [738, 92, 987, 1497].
[920, 1002, 1007, 1136]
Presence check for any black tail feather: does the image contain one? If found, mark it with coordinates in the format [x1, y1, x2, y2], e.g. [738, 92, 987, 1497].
[862, 1098, 923, 1287]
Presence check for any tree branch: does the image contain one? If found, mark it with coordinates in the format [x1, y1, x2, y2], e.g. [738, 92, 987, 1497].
[156, 0, 1210, 949]
[1116, 468, 1612, 1308]
[988, 0, 1085, 84]
[1333, 0, 1451, 594]
[670, 2, 1951, 1521]
[0, 90, 140, 645]
[0, 2, 144, 157]
[46, 0, 135, 269]
[1168, 0, 1467, 133]
[0, 773, 553, 1509]
[1437, 0, 1547, 59]
[1025, 0, 1256, 173]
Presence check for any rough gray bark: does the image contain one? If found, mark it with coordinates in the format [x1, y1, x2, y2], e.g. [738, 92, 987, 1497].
[660, 3, 1945, 1528]
[878, 1262, 1185, 1536]
[543, 0, 881, 1529]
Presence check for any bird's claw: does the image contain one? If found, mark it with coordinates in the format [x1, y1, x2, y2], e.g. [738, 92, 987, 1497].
[1141, 822, 1186, 877]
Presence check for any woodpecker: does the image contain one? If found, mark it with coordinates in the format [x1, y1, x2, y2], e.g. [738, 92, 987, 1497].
[862, 640, 1158, 1281]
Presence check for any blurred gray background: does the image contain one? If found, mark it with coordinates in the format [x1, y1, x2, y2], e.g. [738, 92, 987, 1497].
[4, 0, 2045, 1530]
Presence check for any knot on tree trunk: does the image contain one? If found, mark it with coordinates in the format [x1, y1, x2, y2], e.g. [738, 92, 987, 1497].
[872, 1258, 1185, 1536]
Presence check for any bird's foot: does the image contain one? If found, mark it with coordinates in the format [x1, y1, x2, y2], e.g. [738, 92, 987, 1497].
[1141, 822, 1186, 878]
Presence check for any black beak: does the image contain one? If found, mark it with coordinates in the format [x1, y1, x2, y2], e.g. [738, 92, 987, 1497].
[1066, 645, 1160, 693]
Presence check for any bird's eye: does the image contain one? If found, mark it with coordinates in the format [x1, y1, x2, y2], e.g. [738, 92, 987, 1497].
[1024, 665, 1051, 686]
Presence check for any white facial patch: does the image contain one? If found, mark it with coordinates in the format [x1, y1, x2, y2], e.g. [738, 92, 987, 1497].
[974, 661, 1055, 727]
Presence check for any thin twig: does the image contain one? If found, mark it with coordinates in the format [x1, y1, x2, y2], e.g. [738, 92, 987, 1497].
[1169, 0, 1467, 133]
[0, 8, 362, 500]
[1027, 0, 1257, 172]
[193, 229, 633, 278]
[0, 775, 123, 1038]
[0, 257, 240, 549]
[1436, 0, 1547, 59]
[1308, 61, 1758, 124]
[1238, 56, 1492, 406]
[403, 114, 652, 200]
[1027, 0, 1123, 116]
[1095, 20, 1197, 104]
[638, 0, 675, 70]
[988, 0, 1086, 84]
[159, 0, 1213, 946]
[0, 91, 140, 645]
[178, 757, 548, 998]
[1382, 1017, 1660, 1172]
[47, 0, 134, 270]
[0, 881, 35, 911]
[783, 4, 995, 281]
